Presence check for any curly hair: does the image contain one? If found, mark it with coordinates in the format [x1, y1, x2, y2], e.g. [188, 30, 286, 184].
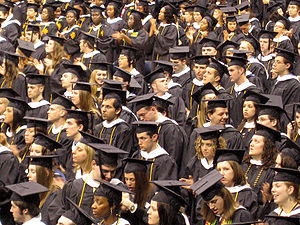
[195, 136, 227, 160]
[47, 41, 68, 66]
[3, 58, 20, 88]
[163, 5, 175, 24]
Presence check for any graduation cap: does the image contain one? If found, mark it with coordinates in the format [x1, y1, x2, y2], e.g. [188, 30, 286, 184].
[192, 4, 207, 13]
[207, 58, 228, 78]
[51, 92, 77, 109]
[132, 121, 159, 134]
[235, 1, 250, 11]
[255, 123, 281, 142]
[227, 55, 248, 68]
[34, 132, 63, 151]
[242, 90, 269, 104]
[106, 0, 123, 9]
[0, 88, 20, 98]
[17, 39, 35, 58]
[264, 215, 300, 225]
[217, 40, 239, 55]
[151, 180, 188, 187]
[102, 80, 127, 105]
[66, 110, 89, 127]
[128, 93, 156, 111]
[169, 46, 190, 60]
[205, 99, 228, 111]
[123, 158, 153, 173]
[144, 67, 165, 84]
[90, 5, 104, 13]
[153, 60, 176, 74]
[120, 45, 137, 59]
[79, 31, 97, 47]
[272, 167, 300, 184]
[130, 9, 147, 19]
[64, 197, 96, 225]
[152, 96, 174, 112]
[113, 66, 132, 83]
[27, 155, 58, 170]
[191, 169, 224, 201]
[259, 29, 278, 39]
[137, 0, 149, 6]
[236, 13, 250, 26]
[63, 64, 88, 82]
[24, 116, 49, 128]
[194, 124, 225, 140]
[7, 97, 30, 113]
[281, 139, 300, 166]
[192, 82, 219, 104]
[89, 61, 111, 71]
[275, 47, 297, 63]
[27, 3, 40, 11]
[26, 24, 40, 33]
[192, 55, 211, 65]
[48, 35, 66, 46]
[214, 149, 245, 164]
[72, 81, 95, 93]
[43, 3, 58, 11]
[161, 1, 178, 16]
[256, 95, 285, 120]
[230, 221, 261, 225]
[289, 0, 300, 6]
[6, 182, 49, 206]
[0, 50, 25, 65]
[221, 6, 236, 15]
[202, 14, 218, 30]
[226, 15, 237, 22]
[95, 179, 132, 198]
[243, 34, 260, 50]
[26, 74, 50, 85]
[0, 4, 10, 12]
[66, 6, 81, 20]
[276, 15, 291, 30]
[267, 2, 282, 13]
[199, 37, 220, 49]
[79, 130, 104, 145]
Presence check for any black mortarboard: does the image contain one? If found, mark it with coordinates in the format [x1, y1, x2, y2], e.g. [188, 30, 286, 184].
[162, 1, 178, 16]
[265, 215, 300, 225]
[123, 158, 153, 173]
[79, 131, 104, 145]
[191, 169, 224, 201]
[230, 49, 250, 59]
[72, 82, 94, 93]
[203, 14, 218, 30]
[184, 5, 194, 12]
[128, 93, 156, 111]
[244, 34, 260, 50]
[272, 167, 300, 184]
[235, 1, 250, 11]
[66, 6, 81, 20]
[95, 179, 132, 197]
[227, 56, 248, 68]
[151, 180, 188, 187]
[120, 46, 137, 60]
[0, 51, 25, 65]
[34, 132, 62, 151]
[267, 2, 282, 14]
[27, 3, 40, 11]
[153, 60, 176, 74]
[242, 90, 269, 104]
[259, 29, 278, 39]
[79, 31, 97, 47]
[199, 37, 220, 49]
[276, 15, 291, 30]
[66, 110, 89, 127]
[208, 58, 228, 78]
[6, 182, 48, 206]
[169, 46, 190, 59]
[192, 55, 210, 65]
[132, 121, 159, 134]
[102, 80, 127, 105]
[256, 95, 285, 120]
[275, 47, 297, 63]
[0, 88, 20, 98]
[26, 74, 50, 85]
[90, 5, 104, 13]
[137, 0, 149, 6]
[24, 116, 49, 128]
[194, 124, 225, 140]
[106, 0, 123, 9]
[217, 40, 239, 55]
[281, 138, 300, 165]
[28, 155, 58, 170]
[289, 0, 300, 6]
[130, 9, 146, 19]
[65, 197, 96, 225]
[214, 149, 245, 164]
[144, 67, 165, 84]
[17, 39, 35, 57]
[7, 97, 30, 112]
[63, 64, 88, 82]
[0, 4, 10, 12]
[113, 67, 132, 83]
[205, 99, 228, 111]
[153, 96, 174, 111]
[26, 24, 40, 33]
[90, 61, 111, 71]
[43, 3, 58, 11]
[51, 92, 76, 109]
[236, 13, 250, 26]
[193, 4, 207, 13]
[192, 82, 219, 104]
[48, 35, 66, 46]
[255, 123, 281, 142]
[226, 15, 237, 22]
[221, 6, 236, 15]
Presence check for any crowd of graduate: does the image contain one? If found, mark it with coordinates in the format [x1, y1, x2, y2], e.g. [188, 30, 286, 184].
[0, 0, 300, 224]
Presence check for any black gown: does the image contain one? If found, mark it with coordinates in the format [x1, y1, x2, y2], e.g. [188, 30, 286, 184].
[26, 100, 50, 119]
[0, 73, 27, 100]
[171, 67, 193, 88]
[40, 21, 58, 37]
[264, 205, 300, 225]
[0, 19, 21, 46]
[31, 40, 46, 61]
[247, 57, 270, 93]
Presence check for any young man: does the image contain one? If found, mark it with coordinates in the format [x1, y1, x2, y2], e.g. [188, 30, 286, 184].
[23, 24, 46, 60]
[199, 37, 220, 58]
[132, 121, 178, 180]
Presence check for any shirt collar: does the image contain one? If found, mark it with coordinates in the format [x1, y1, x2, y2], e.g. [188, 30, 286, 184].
[140, 145, 169, 159]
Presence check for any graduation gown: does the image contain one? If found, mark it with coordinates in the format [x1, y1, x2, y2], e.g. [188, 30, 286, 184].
[120, 106, 138, 124]
[26, 100, 50, 119]
[264, 205, 300, 225]
[0, 36, 15, 52]
[32, 40, 46, 61]
[41, 190, 59, 225]
[40, 21, 58, 37]
[273, 35, 294, 52]
[80, 50, 107, 71]
[3, 124, 26, 149]
[0, 18, 21, 46]
[129, 68, 149, 96]
[168, 80, 183, 98]
[239, 122, 255, 149]
[247, 57, 270, 93]
[257, 53, 275, 88]
[105, 17, 126, 32]
[172, 66, 193, 88]
[182, 78, 203, 110]
[190, 31, 218, 57]
[0, 73, 27, 100]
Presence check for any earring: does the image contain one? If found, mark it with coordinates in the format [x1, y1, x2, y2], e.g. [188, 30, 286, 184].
[110, 207, 113, 214]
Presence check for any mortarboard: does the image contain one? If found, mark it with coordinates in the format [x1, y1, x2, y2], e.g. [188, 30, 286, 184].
[272, 167, 300, 184]
[106, 0, 123, 9]
[17, 39, 35, 57]
[226, 15, 237, 22]
[24, 116, 49, 128]
[280, 138, 300, 166]
[259, 29, 278, 39]
[289, 0, 300, 6]
[95, 179, 132, 198]
[235, 1, 250, 11]
[26, 24, 40, 33]
[193, 4, 207, 13]
[221, 6, 236, 15]
[130, 9, 147, 19]
[242, 90, 269, 104]
[132, 121, 159, 134]
[236, 13, 250, 26]
[227, 55, 248, 68]
[205, 99, 228, 111]
[43, 3, 58, 11]
[90, 61, 111, 71]
[123, 158, 153, 173]
[214, 149, 245, 164]
[264, 215, 300, 225]
[202, 14, 218, 30]
[102, 79, 127, 105]
[7, 97, 30, 113]
[276, 15, 291, 30]
[161, 1, 178, 16]
[0, 50, 25, 65]
[194, 124, 225, 140]
[199, 37, 220, 49]
[0, 88, 20, 98]
[26, 74, 50, 85]
[79, 31, 97, 47]
[48, 35, 66, 46]
[128, 93, 156, 111]
[72, 81, 95, 93]
[120, 46, 137, 59]
[51, 92, 77, 109]
[153, 60, 176, 74]
[208, 58, 228, 78]
[6, 182, 49, 206]
[34, 132, 63, 151]
[27, 3, 40, 11]
[243, 34, 260, 50]
[144, 67, 165, 84]
[192, 55, 211, 65]
[217, 40, 239, 55]
[153, 96, 174, 111]
[267, 2, 282, 14]
[256, 95, 285, 120]
[0, 4, 10, 12]
[63, 64, 88, 82]
[169, 46, 190, 59]
[79, 131, 104, 145]
[137, 0, 149, 6]
[192, 82, 219, 104]
[191, 169, 224, 201]
[90, 5, 104, 13]
[27, 155, 58, 170]
[66, 6, 81, 20]
[275, 47, 297, 63]
[230, 221, 261, 225]
[113, 66, 132, 83]
[255, 123, 281, 142]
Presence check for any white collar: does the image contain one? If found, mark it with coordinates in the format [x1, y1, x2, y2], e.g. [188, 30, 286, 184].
[34, 40, 44, 49]
[61, 25, 79, 35]
[289, 15, 300, 22]
[250, 159, 262, 165]
[64, 91, 73, 98]
[23, 216, 45, 225]
[124, 2, 134, 7]
[244, 121, 255, 129]
[40, 21, 55, 26]
[28, 100, 50, 108]
[192, 78, 203, 86]
[273, 35, 290, 42]
[234, 79, 255, 92]
[274, 207, 300, 216]
[158, 92, 172, 100]
[172, 66, 190, 77]
[0, 145, 11, 154]
[193, 22, 200, 29]
[121, 106, 138, 121]
[257, 53, 275, 61]
[130, 68, 140, 76]
[159, 22, 175, 27]
[92, 24, 102, 31]
[248, 57, 269, 79]
[168, 79, 181, 88]
[0, 36, 6, 42]
[142, 14, 152, 25]
[156, 113, 178, 125]
[103, 118, 125, 128]
[6, 125, 27, 137]
[83, 50, 100, 58]
[226, 185, 251, 193]
[81, 173, 100, 188]
[106, 17, 122, 24]
[1, 19, 21, 28]
[140, 145, 169, 159]
[51, 123, 66, 135]
[80, 14, 90, 18]
[200, 158, 214, 170]
[249, 17, 259, 23]
[75, 169, 83, 179]
[276, 74, 299, 82]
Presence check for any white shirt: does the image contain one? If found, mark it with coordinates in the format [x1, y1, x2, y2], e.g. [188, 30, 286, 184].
[23, 216, 46, 225]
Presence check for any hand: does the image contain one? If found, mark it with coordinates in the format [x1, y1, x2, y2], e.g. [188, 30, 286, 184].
[112, 31, 123, 40]
[261, 182, 272, 205]
[150, 18, 156, 26]
[286, 121, 295, 138]
[262, 0, 269, 4]
[8, 145, 19, 157]
[44, 58, 53, 68]
[223, 30, 229, 40]
[121, 192, 133, 209]
[33, 58, 45, 73]
[179, 175, 194, 190]
[284, 28, 293, 37]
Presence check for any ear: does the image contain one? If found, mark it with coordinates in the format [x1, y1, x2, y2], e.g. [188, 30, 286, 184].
[151, 133, 158, 142]
[22, 208, 29, 215]
[271, 119, 278, 128]
[215, 75, 220, 82]
[78, 124, 84, 131]
[207, 112, 212, 120]
[287, 185, 295, 196]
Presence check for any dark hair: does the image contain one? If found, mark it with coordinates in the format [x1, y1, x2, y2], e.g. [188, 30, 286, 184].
[157, 202, 181, 225]
[129, 13, 143, 31]
[74, 117, 88, 132]
[14, 201, 40, 218]
[227, 161, 247, 186]
[268, 114, 280, 130]
[279, 152, 298, 169]
[282, 57, 293, 72]
[103, 93, 123, 112]
[107, 2, 121, 17]
[163, 5, 175, 24]
[12, 108, 26, 132]
[44, 7, 55, 21]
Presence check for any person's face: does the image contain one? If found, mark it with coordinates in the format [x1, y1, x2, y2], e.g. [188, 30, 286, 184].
[200, 139, 215, 159]
[41, 8, 49, 21]
[158, 7, 165, 21]
[257, 115, 275, 128]
[57, 216, 76, 225]
[101, 164, 117, 181]
[27, 84, 43, 100]
[24, 31, 34, 42]
[136, 5, 144, 13]
[208, 107, 229, 126]
[94, 70, 108, 85]
[101, 99, 120, 122]
[228, 65, 243, 83]
[4, 106, 13, 124]
[136, 131, 155, 152]
[54, 6, 62, 18]
[184, 11, 193, 23]
[118, 54, 130, 69]
[239, 41, 250, 52]
[217, 161, 235, 187]
[0, 98, 7, 115]
[288, 4, 299, 17]
[10, 201, 25, 224]
[202, 47, 217, 56]
[61, 72, 76, 89]
[65, 118, 80, 138]
[128, 14, 135, 28]
[275, 154, 282, 168]
[243, 101, 256, 120]
[0, 11, 8, 20]
[71, 90, 80, 106]
[45, 40, 55, 53]
[106, 5, 115, 18]
[72, 142, 88, 165]
[200, 18, 208, 31]
[66, 11, 76, 25]
[25, 127, 35, 144]
[298, 42, 300, 55]
[203, 67, 218, 84]
[79, 39, 87, 53]
[30, 143, 43, 156]
[193, 12, 202, 23]
[239, 22, 250, 34]
[272, 56, 289, 75]
[213, 9, 222, 20]
[296, 112, 300, 128]
[274, 21, 285, 33]
[249, 135, 264, 159]
[147, 200, 160, 225]
[91, 11, 102, 25]
[259, 38, 271, 53]
[272, 182, 291, 204]
[170, 59, 185, 73]
[152, 78, 168, 93]
[27, 8, 37, 19]
[48, 104, 64, 122]
[124, 172, 136, 192]
[137, 107, 156, 121]
[194, 63, 207, 81]
[227, 21, 237, 32]
[27, 164, 37, 182]
[91, 196, 111, 219]
[206, 195, 224, 216]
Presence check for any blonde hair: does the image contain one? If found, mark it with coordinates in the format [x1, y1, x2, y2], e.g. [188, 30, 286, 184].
[195, 136, 227, 159]
[47, 41, 68, 66]
[89, 69, 108, 105]
[73, 143, 95, 174]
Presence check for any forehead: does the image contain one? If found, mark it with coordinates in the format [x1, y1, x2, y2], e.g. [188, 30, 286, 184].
[136, 131, 149, 138]
[102, 98, 115, 106]
[214, 107, 228, 113]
